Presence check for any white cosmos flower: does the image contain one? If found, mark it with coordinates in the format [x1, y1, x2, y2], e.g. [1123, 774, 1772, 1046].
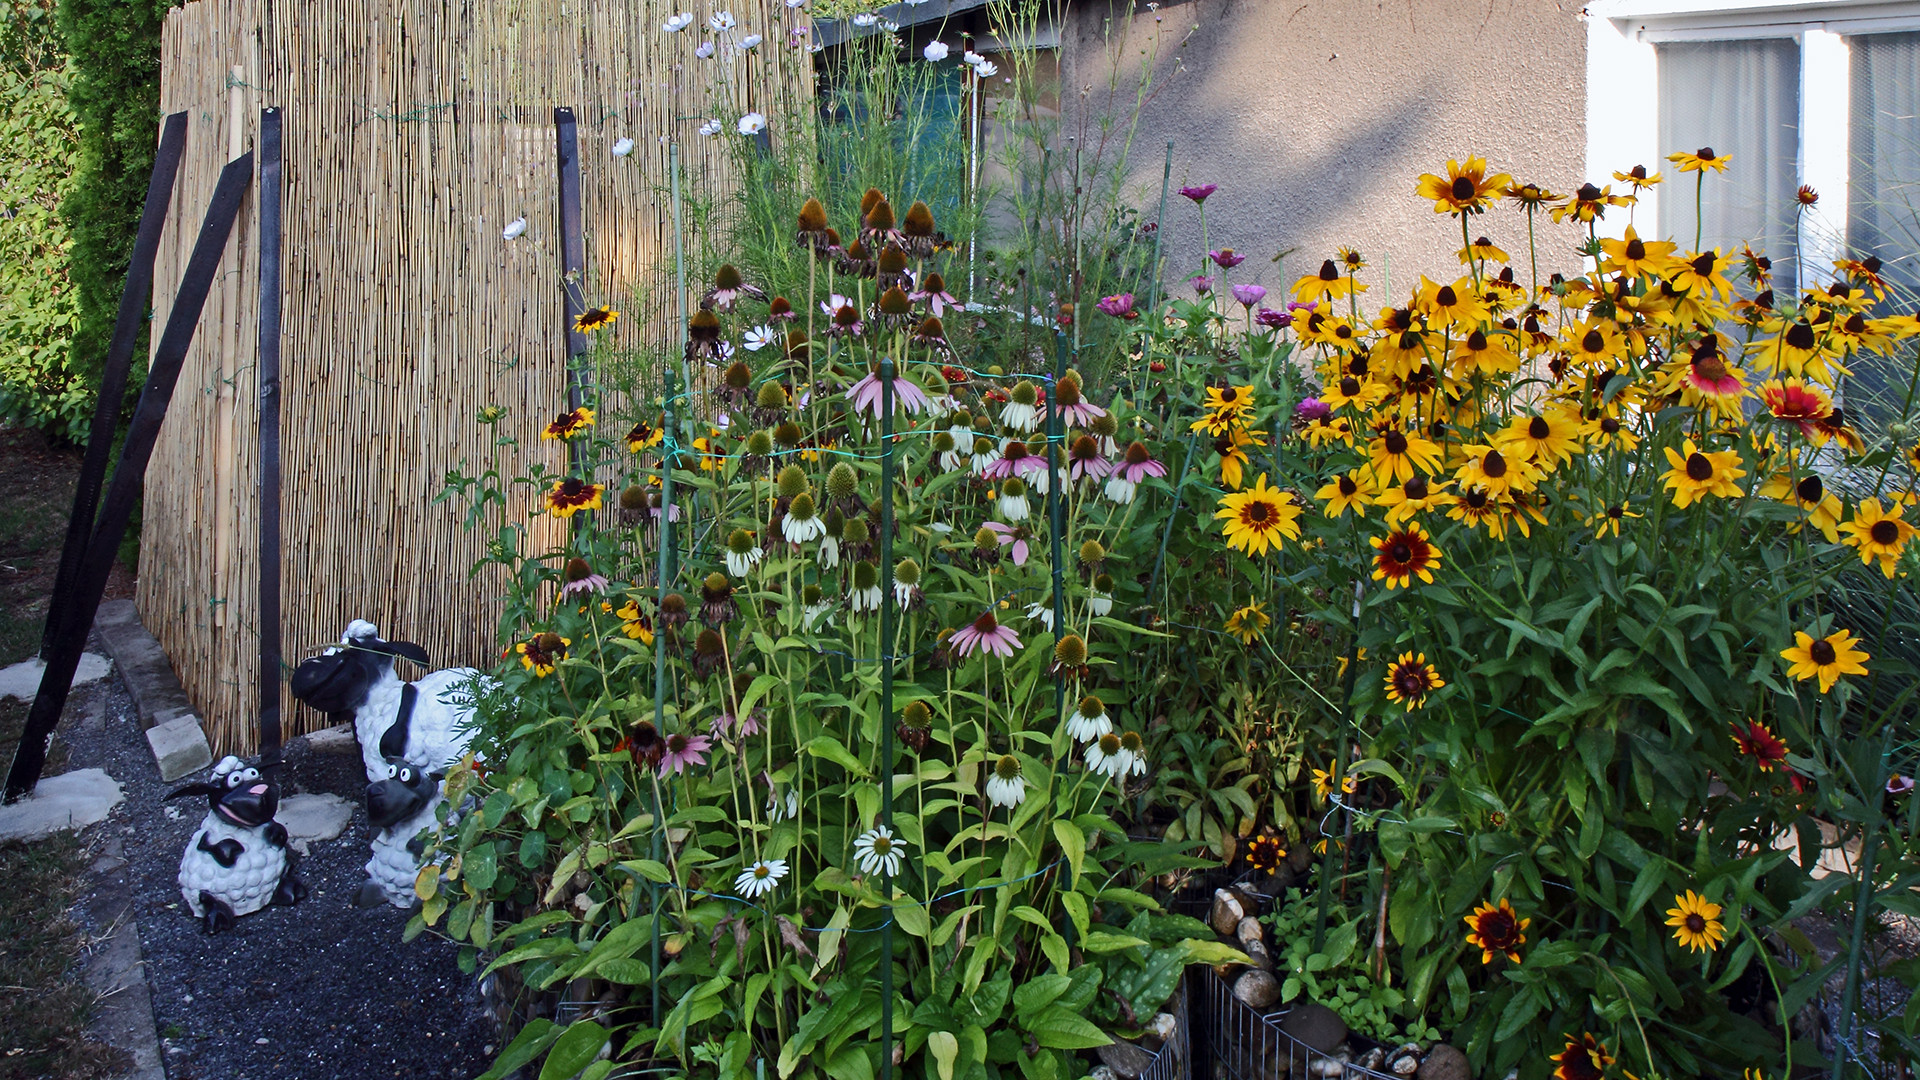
[611, 137, 635, 157]
[501, 216, 527, 240]
[738, 112, 767, 136]
[743, 325, 778, 352]
[740, 33, 762, 48]
[785, 0, 805, 6]
[878, 18, 899, 31]
[985, 755, 1027, 809]
[1024, 602, 1054, 632]
[698, 118, 725, 136]
[963, 50, 984, 65]
[694, 41, 715, 58]
[850, 12, 877, 25]
[972, 60, 998, 78]
[734, 859, 788, 898]
[923, 41, 949, 62]
[708, 10, 736, 30]
[663, 11, 693, 31]
[852, 824, 906, 877]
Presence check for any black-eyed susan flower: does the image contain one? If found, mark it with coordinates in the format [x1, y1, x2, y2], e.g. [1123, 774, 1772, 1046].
[545, 477, 605, 518]
[516, 632, 569, 676]
[1781, 627, 1869, 692]
[543, 407, 594, 440]
[1366, 425, 1443, 484]
[1665, 889, 1725, 952]
[1612, 163, 1663, 192]
[1383, 652, 1443, 710]
[1377, 474, 1447, 527]
[1224, 602, 1269, 644]
[1599, 225, 1680, 278]
[1841, 498, 1915, 577]
[1315, 469, 1376, 518]
[1497, 408, 1582, 470]
[1660, 438, 1745, 508]
[1448, 486, 1509, 538]
[1670, 248, 1736, 299]
[1549, 182, 1629, 224]
[1454, 444, 1539, 499]
[1244, 833, 1286, 875]
[1585, 503, 1642, 539]
[1449, 327, 1520, 377]
[1371, 525, 1442, 588]
[1415, 275, 1488, 327]
[1311, 765, 1355, 800]
[1668, 146, 1731, 173]
[1191, 384, 1258, 436]
[1505, 180, 1560, 208]
[1672, 338, 1749, 409]
[1729, 719, 1791, 773]
[574, 306, 619, 332]
[1215, 474, 1303, 557]
[1319, 373, 1384, 413]
[615, 599, 655, 644]
[1549, 1033, 1612, 1080]
[1758, 472, 1844, 542]
[1463, 898, 1528, 963]
[1414, 156, 1511, 216]
[1214, 427, 1266, 491]
[626, 417, 664, 453]
[1459, 235, 1510, 265]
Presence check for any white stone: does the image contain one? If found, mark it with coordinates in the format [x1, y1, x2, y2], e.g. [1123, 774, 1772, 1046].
[0, 653, 114, 701]
[0, 768, 124, 841]
[303, 723, 357, 753]
[146, 715, 213, 782]
[276, 793, 354, 856]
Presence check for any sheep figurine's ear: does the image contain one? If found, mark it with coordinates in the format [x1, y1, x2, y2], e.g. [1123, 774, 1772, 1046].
[379, 641, 430, 667]
[165, 782, 220, 801]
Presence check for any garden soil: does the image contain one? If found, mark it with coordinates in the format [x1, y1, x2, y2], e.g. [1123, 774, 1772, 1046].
[60, 665, 495, 1080]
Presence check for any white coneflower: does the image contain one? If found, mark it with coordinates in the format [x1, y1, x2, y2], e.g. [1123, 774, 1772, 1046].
[997, 477, 1030, 521]
[734, 859, 788, 898]
[766, 785, 800, 821]
[1086, 732, 1124, 777]
[1087, 589, 1113, 616]
[853, 824, 906, 877]
[970, 435, 998, 475]
[611, 137, 635, 157]
[985, 754, 1027, 809]
[1103, 473, 1138, 505]
[1025, 461, 1050, 496]
[724, 529, 762, 578]
[849, 561, 883, 612]
[799, 584, 832, 630]
[1023, 602, 1055, 631]
[933, 433, 965, 473]
[816, 530, 840, 569]
[502, 216, 527, 240]
[782, 493, 827, 543]
[1118, 730, 1148, 776]
[1066, 695, 1112, 743]
[893, 558, 921, 608]
[1000, 381, 1041, 432]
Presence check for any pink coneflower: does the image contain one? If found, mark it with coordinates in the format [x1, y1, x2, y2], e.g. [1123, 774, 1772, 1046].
[981, 438, 1046, 480]
[659, 731, 712, 776]
[1255, 306, 1292, 329]
[1179, 183, 1217, 203]
[846, 367, 931, 419]
[1067, 434, 1113, 482]
[1096, 293, 1139, 321]
[1231, 284, 1267, 309]
[1210, 249, 1246, 269]
[1191, 275, 1214, 295]
[710, 709, 764, 739]
[1104, 440, 1167, 504]
[949, 610, 1022, 659]
[1051, 375, 1107, 427]
[558, 557, 609, 598]
[1890, 775, 1915, 796]
[981, 521, 1030, 565]
[822, 294, 864, 337]
[909, 272, 958, 317]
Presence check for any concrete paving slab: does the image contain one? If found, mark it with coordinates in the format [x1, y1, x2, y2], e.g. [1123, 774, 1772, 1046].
[304, 722, 357, 754]
[85, 837, 165, 1080]
[276, 793, 354, 855]
[0, 652, 115, 701]
[145, 716, 212, 782]
[93, 601, 192, 732]
[0, 768, 125, 842]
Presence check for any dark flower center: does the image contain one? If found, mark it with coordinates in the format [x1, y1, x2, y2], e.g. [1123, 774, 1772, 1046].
[1625, 239, 1646, 260]
[1478, 910, 1516, 945]
[1697, 147, 1717, 160]
[1692, 253, 1715, 276]
[561, 478, 585, 496]
[1606, 505, 1623, 519]
[1450, 176, 1476, 201]
[1601, 418, 1620, 434]
[666, 733, 689, 754]
[1465, 489, 1490, 509]
[1124, 441, 1152, 465]
[1467, 330, 1488, 350]
[1577, 183, 1602, 200]
[1404, 477, 1429, 500]
[1436, 286, 1458, 306]
[972, 611, 1000, 634]
[1389, 541, 1412, 563]
[1786, 322, 1817, 349]
[1581, 329, 1605, 353]
[1845, 313, 1867, 334]
[1384, 432, 1409, 455]
[1796, 475, 1824, 503]
[1395, 669, 1428, 695]
[1685, 913, 1706, 933]
[1685, 453, 1714, 481]
[1319, 260, 1340, 281]
[1482, 450, 1508, 478]
[1339, 377, 1361, 396]
[1871, 520, 1899, 544]
[1810, 640, 1837, 665]
[1004, 442, 1029, 461]
[1528, 417, 1550, 440]
[1338, 475, 1358, 497]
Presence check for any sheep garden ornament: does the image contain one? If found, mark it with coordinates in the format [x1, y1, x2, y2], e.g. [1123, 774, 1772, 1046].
[170, 756, 307, 933]
[289, 620, 485, 907]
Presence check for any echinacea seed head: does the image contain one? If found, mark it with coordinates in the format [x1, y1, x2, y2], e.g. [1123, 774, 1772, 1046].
[852, 561, 879, 589]
[755, 382, 788, 410]
[661, 593, 687, 615]
[728, 529, 755, 554]
[993, 754, 1021, 781]
[1118, 730, 1144, 754]
[1093, 572, 1113, 592]
[787, 492, 817, 519]
[901, 700, 931, 727]
[973, 527, 998, 550]
[879, 286, 912, 315]
[715, 263, 743, 290]
[724, 361, 751, 389]
[776, 465, 809, 497]
[827, 462, 858, 499]
[564, 557, 592, 582]
[745, 430, 775, 456]
[932, 432, 956, 453]
[619, 484, 647, 510]
[904, 201, 935, 237]
[1054, 634, 1088, 668]
[703, 572, 730, 594]
[894, 558, 921, 586]
[1078, 540, 1106, 565]
[1002, 477, 1028, 498]
[774, 421, 804, 447]
[842, 517, 870, 544]
[1010, 380, 1039, 407]
[1077, 695, 1105, 718]
[801, 583, 823, 605]
[878, 246, 908, 275]
[797, 198, 828, 233]
[1090, 413, 1118, 438]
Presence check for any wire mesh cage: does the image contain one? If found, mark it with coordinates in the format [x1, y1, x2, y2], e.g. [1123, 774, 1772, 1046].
[1134, 972, 1192, 1080]
[1192, 965, 1404, 1080]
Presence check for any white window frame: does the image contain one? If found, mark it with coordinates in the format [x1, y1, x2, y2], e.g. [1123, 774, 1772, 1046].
[1585, 0, 1920, 286]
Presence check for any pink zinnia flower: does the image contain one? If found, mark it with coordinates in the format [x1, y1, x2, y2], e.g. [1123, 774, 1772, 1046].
[981, 438, 1045, 480]
[1295, 397, 1331, 423]
[1095, 293, 1138, 320]
[1209, 249, 1246, 269]
[1179, 184, 1217, 203]
[1255, 306, 1292, 329]
[1191, 275, 1214, 295]
[1231, 284, 1267, 309]
[659, 731, 712, 776]
[949, 610, 1022, 659]
[982, 521, 1030, 565]
[847, 368, 931, 419]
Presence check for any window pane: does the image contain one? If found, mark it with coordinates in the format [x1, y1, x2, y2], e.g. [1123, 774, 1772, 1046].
[1850, 31, 1920, 300]
[1658, 38, 1801, 292]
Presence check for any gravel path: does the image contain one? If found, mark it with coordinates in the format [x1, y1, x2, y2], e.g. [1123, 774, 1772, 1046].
[61, 665, 497, 1080]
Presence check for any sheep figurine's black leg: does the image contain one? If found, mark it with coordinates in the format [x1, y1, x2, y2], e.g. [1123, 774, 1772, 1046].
[272, 866, 308, 908]
[200, 891, 237, 935]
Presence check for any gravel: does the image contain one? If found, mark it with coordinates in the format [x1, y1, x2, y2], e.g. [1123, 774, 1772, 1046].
[59, 661, 497, 1080]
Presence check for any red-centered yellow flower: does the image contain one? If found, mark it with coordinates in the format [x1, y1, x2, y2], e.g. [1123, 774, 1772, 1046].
[1671, 338, 1748, 410]
[516, 633, 570, 676]
[1669, 146, 1732, 173]
[1661, 439, 1745, 507]
[573, 305, 619, 331]
[545, 477, 605, 518]
[1315, 469, 1376, 518]
[1781, 628, 1870, 693]
[626, 417, 664, 453]
[1841, 498, 1916, 577]
[1224, 602, 1270, 644]
[1463, 898, 1528, 964]
[1758, 471, 1844, 543]
[1243, 833, 1286, 875]
[1448, 486, 1509, 538]
[1383, 652, 1444, 710]
[542, 406, 595, 440]
[1760, 377, 1833, 436]
[1414, 156, 1511, 216]
[1730, 719, 1792, 772]
[1214, 474, 1302, 557]
[1496, 409, 1582, 470]
[1670, 247, 1736, 299]
[1371, 525, 1442, 588]
[1550, 1033, 1613, 1080]
[1599, 225, 1681, 278]
[1665, 889, 1726, 953]
[1366, 425, 1443, 484]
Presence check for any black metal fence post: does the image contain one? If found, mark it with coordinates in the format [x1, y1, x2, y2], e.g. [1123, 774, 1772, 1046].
[256, 108, 285, 768]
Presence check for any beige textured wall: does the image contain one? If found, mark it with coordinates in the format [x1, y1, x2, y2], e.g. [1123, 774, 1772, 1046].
[1061, 0, 1589, 301]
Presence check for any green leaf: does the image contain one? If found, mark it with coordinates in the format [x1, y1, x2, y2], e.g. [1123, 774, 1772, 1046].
[804, 735, 872, 777]
[927, 1030, 959, 1080]
[1052, 820, 1086, 881]
[1012, 974, 1072, 1017]
[1079, 930, 1150, 953]
[475, 1018, 558, 1080]
[539, 1020, 609, 1080]
[1027, 1005, 1112, 1050]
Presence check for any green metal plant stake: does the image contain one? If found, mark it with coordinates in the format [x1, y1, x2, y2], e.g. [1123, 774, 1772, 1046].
[650, 367, 677, 1033]
[879, 359, 897, 1080]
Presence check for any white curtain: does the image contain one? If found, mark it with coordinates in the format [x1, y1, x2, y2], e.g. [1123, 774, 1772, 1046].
[1658, 38, 1802, 294]
[1850, 31, 1920, 301]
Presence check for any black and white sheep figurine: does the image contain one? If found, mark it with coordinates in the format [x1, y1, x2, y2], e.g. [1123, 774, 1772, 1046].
[288, 620, 485, 908]
[170, 755, 307, 933]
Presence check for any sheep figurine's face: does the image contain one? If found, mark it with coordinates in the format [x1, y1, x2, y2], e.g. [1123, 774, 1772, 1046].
[289, 622, 429, 716]
[366, 758, 441, 830]
[208, 763, 279, 828]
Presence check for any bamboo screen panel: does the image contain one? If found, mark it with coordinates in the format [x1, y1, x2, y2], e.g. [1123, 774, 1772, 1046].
[142, 0, 813, 756]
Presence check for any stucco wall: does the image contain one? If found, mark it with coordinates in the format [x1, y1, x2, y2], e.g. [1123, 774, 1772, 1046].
[1061, 0, 1590, 302]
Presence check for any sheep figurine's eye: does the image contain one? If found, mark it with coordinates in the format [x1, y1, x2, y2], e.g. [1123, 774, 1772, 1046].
[225, 772, 246, 788]
[398, 767, 415, 784]
[386, 764, 399, 779]
[238, 768, 260, 783]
